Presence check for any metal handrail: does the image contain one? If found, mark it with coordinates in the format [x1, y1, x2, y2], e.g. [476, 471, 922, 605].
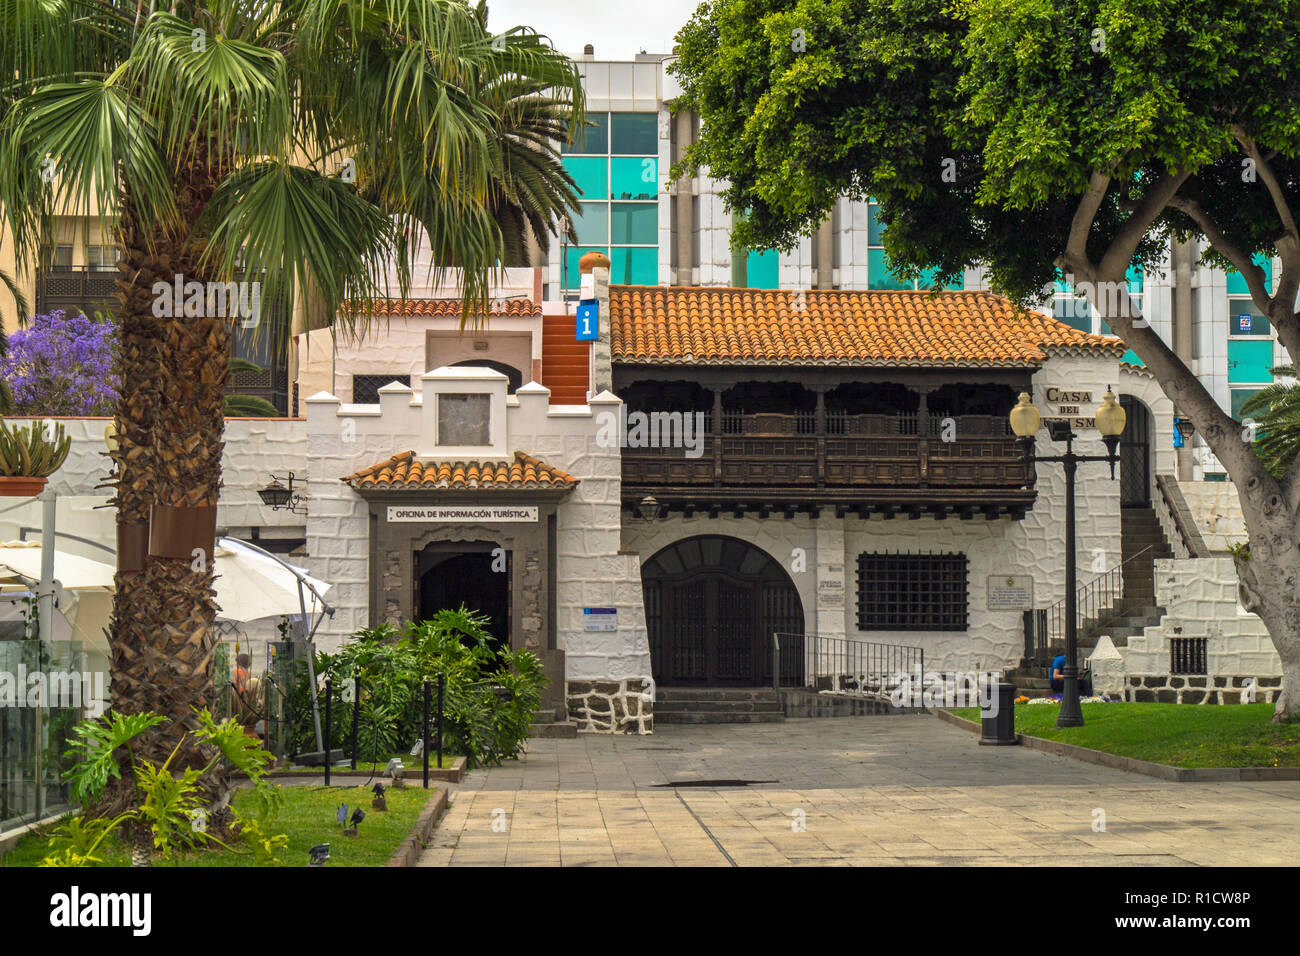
[774, 631, 924, 702]
[1039, 544, 1154, 657]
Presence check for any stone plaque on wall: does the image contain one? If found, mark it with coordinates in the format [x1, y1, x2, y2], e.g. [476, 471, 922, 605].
[987, 574, 1033, 610]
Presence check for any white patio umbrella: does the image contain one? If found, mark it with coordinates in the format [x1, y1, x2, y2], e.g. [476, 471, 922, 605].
[212, 538, 331, 623]
[0, 540, 332, 625]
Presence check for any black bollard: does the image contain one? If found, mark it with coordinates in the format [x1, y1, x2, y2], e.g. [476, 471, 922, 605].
[350, 674, 361, 771]
[422, 680, 431, 789]
[324, 679, 333, 786]
[436, 673, 445, 771]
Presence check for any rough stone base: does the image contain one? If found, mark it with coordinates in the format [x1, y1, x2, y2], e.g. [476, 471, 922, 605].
[567, 679, 654, 734]
[1125, 674, 1282, 705]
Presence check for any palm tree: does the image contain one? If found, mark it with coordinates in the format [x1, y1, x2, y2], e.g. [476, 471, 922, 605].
[0, 1, 583, 779]
[1241, 366, 1300, 477]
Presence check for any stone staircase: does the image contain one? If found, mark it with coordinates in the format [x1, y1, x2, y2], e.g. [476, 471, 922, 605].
[529, 706, 578, 738]
[653, 687, 784, 724]
[1007, 504, 1174, 696]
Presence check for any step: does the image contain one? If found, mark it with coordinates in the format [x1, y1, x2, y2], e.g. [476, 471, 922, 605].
[653, 712, 784, 724]
[655, 688, 781, 702]
[654, 700, 785, 714]
[529, 721, 578, 739]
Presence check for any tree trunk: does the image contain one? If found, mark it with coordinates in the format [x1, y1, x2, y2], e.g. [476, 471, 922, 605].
[1232, 525, 1300, 722]
[108, 154, 230, 774]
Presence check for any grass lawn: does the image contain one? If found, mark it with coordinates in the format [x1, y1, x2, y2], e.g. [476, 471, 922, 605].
[948, 701, 1300, 768]
[1, 783, 434, 867]
[277, 752, 460, 773]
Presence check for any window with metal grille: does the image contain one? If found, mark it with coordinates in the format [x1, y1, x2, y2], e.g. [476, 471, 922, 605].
[856, 551, 968, 631]
[352, 374, 410, 404]
[1169, 637, 1207, 675]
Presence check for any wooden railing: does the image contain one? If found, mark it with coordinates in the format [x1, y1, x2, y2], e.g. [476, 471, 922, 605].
[623, 412, 1030, 489]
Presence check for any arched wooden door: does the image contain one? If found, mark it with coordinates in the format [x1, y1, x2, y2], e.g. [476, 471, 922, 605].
[1119, 396, 1152, 506]
[643, 536, 804, 686]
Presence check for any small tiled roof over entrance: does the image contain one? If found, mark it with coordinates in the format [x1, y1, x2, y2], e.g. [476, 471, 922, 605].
[342, 450, 578, 491]
[610, 286, 1125, 367]
[363, 298, 541, 317]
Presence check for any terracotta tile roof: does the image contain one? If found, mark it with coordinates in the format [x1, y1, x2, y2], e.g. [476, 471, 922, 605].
[342, 450, 578, 491]
[610, 286, 1125, 367]
[354, 298, 540, 317]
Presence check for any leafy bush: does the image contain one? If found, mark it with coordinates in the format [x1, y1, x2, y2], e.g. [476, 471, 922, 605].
[288, 608, 547, 769]
[47, 707, 287, 867]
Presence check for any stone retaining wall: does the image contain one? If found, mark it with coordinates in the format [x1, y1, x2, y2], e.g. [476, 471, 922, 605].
[566, 678, 653, 734]
[1125, 674, 1282, 705]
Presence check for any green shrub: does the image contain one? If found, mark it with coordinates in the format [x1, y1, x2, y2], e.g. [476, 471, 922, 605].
[288, 608, 547, 769]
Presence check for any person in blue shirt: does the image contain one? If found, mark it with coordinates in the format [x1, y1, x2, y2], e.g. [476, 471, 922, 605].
[1050, 654, 1093, 696]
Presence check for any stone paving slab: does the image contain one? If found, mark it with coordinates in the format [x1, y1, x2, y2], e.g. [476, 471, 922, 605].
[415, 715, 1300, 867]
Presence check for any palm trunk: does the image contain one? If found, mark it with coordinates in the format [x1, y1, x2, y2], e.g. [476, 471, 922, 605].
[109, 154, 230, 774]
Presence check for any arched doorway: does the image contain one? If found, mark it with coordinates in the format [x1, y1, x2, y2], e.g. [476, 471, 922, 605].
[450, 359, 523, 393]
[416, 542, 510, 655]
[642, 535, 804, 686]
[1119, 396, 1153, 506]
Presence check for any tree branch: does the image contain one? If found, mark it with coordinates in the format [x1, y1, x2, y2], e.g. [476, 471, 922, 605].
[1234, 126, 1300, 242]
[1064, 171, 1111, 266]
[1098, 169, 1191, 278]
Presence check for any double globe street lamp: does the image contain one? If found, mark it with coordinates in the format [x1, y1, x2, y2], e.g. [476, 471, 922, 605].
[1009, 388, 1127, 727]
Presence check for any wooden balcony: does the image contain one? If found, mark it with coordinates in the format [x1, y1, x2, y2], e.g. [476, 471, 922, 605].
[35, 267, 118, 318]
[621, 411, 1036, 519]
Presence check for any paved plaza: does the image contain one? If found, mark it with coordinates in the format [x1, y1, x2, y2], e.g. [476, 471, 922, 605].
[417, 714, 1300, 866]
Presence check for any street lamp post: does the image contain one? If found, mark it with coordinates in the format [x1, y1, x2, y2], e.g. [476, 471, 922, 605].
[1009, 388, 1126, 728]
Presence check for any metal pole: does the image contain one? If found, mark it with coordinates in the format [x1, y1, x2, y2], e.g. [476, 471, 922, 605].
[323, 679, 332, 787]
[422, 680, 431, 789]
[436, 674, 444, 772]
[771, 633, 779, 691]
[34, 491, 56, 819]
[350, 674, 360, 770]
[1059, 439, 1084, 727]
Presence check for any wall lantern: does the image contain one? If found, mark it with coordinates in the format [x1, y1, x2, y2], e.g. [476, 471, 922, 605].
[1174, 417, 1194, 445]
[636, 495, 664, 521]
[258, 472, 307, 515]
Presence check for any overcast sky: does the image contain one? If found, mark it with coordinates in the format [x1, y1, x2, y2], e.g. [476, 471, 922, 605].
[485, 0, 702, 60]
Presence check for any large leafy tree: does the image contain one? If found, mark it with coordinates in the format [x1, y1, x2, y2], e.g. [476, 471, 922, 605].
[0, 0, 584, 772]
[674, 0, 1300, 721]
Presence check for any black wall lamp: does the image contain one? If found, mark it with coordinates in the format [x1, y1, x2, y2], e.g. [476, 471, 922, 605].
[258, 472, 307, 515]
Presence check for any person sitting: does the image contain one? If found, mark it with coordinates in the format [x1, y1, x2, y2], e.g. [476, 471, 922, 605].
[1050, 654, 1093, 696]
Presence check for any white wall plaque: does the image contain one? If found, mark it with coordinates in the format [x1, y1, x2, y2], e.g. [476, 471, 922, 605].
[987, 574, 1034, 610]
[387, 505, 538, 523]
[583, 607, 617, 631]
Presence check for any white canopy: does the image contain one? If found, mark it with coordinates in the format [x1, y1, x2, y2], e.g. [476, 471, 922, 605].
[0, 540, 331, 625]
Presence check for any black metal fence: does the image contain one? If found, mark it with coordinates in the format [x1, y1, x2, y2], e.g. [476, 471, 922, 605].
[1170, 637, 1208, 675]
[773, 632, 924, 700]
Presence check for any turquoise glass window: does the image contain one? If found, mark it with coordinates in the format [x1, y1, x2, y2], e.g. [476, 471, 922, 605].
[1054, 297, 1092, 333]
[1231, 388, 1262, 421]
[611, 247, 657, 285]
[919, 266, 959, 291]
[611, 203, 657, 244]
[746, 249, 779, 289]
[563, 156, 608, 200]
[867, 248, 912, 290]
[563, 246, 609, 290]
[611, 157, 658, 200]
[867, 203, 886, 246]
[573, 203, 609, 245]
[563, 113, 609, 154]
[1228, 302, 1269, 336]
[1226, 253, 1274, 295]
[1227, 339, 1275, 383]
[610, 112, 657, 154]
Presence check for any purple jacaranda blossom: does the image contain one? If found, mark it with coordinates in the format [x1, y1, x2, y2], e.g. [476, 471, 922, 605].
[1, 310, 119, 416]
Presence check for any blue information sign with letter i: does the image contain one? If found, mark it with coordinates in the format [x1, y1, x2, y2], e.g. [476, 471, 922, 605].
[576, 301, 599, 341]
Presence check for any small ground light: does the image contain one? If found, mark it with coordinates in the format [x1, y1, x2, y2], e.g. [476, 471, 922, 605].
[344, 807, 364, 837]
[308, 843, 330, 866]
[372, 782, 387, 811]
[336, 804, 348, 825]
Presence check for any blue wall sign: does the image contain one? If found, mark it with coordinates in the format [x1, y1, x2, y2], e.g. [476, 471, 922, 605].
[576, 302, 599, 341]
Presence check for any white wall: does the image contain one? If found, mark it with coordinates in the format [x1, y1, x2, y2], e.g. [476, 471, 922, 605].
[304, 381, 652, 681]
[1124, 556, 1280, 677]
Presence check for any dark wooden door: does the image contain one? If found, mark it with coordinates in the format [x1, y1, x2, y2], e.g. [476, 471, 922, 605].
[643, 536, 805, 686]
[1120, 396, 1151, 506]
